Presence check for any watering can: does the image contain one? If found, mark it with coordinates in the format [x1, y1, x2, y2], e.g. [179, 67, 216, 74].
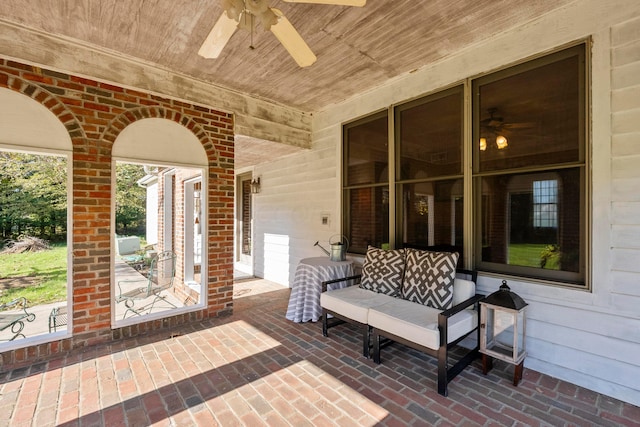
[314, 235, 349, 262]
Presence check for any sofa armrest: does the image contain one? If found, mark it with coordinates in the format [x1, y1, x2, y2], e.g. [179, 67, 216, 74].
[438, 294, 483, 347]
[321, 274, 362, 292]
[440, 294, 483, 318]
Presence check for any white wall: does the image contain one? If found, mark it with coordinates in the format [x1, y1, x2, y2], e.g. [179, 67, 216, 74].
[252, 126, 341, 284]
[253, 0, 640, 406]
[146, 182, 158, 245]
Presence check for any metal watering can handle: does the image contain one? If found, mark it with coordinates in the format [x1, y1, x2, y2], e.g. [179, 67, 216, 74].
[329, 234, 349, 251]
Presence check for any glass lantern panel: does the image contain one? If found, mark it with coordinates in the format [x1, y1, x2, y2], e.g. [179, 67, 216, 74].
[482, 304, 526, 364]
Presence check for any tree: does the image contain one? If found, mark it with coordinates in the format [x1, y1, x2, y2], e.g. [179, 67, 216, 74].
[0, 152, 67, 241]
[115, 163, 146, 235]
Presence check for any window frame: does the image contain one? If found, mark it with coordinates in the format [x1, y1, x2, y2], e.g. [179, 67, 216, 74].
[111, 160, 208, 328]
[393, 85, 466, 253]
[532, 179, 558, 229]
[341, 41, 590, 289]
[0, 147, 73, 349]
[342, 109, 391, 253]
[471, 43, 588, 287]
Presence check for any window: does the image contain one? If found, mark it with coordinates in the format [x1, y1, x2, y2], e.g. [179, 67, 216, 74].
[114, 162, 206, 321]
[343, 111, 389, 253]
[395, 86, 464, 255]
[533, 180, 558, 228]
[0, 150, 70, 342]
[473, 44, 586, 285]
[112, 117, 208, 325]
[342, 43, 587, 287]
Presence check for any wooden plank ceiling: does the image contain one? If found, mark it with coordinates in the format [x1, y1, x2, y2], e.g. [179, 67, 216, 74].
[0, 0, 577, 112]
[0, 0, 576, 166]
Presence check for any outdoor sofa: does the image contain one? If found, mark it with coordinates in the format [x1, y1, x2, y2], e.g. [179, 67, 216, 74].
[320, 246, 482, 396]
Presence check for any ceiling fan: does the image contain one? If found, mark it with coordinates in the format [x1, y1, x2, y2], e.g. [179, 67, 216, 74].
[198, 0, 366, 67]
[479, 108, 536, 151]
[481, 108, 536, 134]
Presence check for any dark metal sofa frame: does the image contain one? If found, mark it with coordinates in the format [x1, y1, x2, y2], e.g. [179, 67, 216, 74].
[321, 274, 370, 356]
[321, 269, 482, 396]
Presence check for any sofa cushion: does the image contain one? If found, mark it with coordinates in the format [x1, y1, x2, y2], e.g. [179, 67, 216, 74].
[368, 298, 478, 350]
[360, 246, 405, 297]
[452, 278, 476, 306]
[321, 286, 393, 324]
[402, 249, 459, 309]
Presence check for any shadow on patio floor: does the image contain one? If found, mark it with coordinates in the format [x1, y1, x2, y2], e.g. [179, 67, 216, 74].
[0, 277, 638, 426]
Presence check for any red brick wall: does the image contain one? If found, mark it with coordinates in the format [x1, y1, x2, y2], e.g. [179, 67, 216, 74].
[0, 59, 235, 369]
[165, 168, 203, 306]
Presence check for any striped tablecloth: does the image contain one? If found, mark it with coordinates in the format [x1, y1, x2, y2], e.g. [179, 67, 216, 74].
[286, 257, 355, 323]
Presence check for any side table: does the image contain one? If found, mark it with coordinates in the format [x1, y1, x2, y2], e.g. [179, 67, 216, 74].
[285, 257, 355, 323]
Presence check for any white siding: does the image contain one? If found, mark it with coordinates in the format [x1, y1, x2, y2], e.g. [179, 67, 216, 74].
[611, 12, 640, 314]
[252, 128, 341, 285]
[146, 183, 158, 245]
[255, 0, 640, 406]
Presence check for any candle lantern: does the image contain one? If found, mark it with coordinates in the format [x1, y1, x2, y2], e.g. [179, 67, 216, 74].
[480, 280, 528, 386]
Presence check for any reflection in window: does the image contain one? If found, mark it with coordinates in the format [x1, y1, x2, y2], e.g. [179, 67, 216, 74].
[397, 87, 463, 181]
[342, 43, 586, 286]
[396, 86, 464, 255]
[479, 169, 581, 278]
[345, 186, 389, 254]
[343, 111, 389, 253]
[401, 179, 463, 254]
[474, 44, 585, 284]
[533, 180, 558, 228]
[345, 113, 388, 187]
[114, 162, 205, 321]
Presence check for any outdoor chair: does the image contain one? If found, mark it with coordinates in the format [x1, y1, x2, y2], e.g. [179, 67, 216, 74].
[0, 297, 36, 341]
[48, 305, 68, 332]
[116, 250, 177, 319]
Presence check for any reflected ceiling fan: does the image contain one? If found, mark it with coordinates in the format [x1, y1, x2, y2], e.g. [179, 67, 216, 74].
[481, 108, 536, 133]
[198, 0, 366, 67]
[479, 108, 536, 150]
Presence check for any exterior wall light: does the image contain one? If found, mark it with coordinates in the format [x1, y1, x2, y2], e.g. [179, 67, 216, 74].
[250, 177, 261, 194]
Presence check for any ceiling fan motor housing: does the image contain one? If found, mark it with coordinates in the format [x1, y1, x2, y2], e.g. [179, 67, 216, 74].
[201, 1, 366, 66]
[223, 0, 245, 21]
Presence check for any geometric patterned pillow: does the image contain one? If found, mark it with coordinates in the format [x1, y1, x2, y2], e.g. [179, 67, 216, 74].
[360, 246, 405, 297]
[401, 249, 459, 309]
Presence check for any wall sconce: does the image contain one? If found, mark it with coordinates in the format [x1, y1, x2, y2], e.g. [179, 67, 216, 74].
[250, 177, 261, 194]
[479, 137, 487, 151]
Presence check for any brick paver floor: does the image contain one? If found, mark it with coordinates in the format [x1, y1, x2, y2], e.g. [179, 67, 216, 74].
[1, 278, 639, 426]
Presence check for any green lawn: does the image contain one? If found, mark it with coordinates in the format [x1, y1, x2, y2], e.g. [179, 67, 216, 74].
[0, 244, 67, 305]
[509, 243, 560, 270]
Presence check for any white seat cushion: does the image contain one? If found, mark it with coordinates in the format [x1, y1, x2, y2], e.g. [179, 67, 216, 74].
[321, 286, 393, 324]
[368, 298, 478, 350]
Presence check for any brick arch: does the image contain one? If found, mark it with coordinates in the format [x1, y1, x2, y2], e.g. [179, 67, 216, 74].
[0, 59, 235, 370]
[102, 106, 219, 161]
[0, 74, 86, 142]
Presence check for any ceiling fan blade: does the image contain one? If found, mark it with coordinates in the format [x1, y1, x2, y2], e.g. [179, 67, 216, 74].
[198, 11, 238, 59]
[282, 0, 366, 6]
[270, 8, 317, 67]
[503, 122, 537, 129]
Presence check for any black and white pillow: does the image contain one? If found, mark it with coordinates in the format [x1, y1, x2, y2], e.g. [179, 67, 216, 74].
[401, 249, 459, 309]
[360, 246, 405, 297]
